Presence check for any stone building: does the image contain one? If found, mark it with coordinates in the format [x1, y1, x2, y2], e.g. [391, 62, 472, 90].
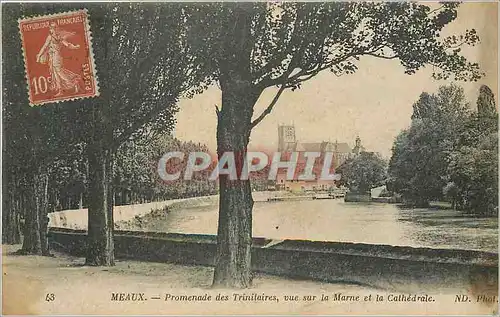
[275, 125, 363, 191]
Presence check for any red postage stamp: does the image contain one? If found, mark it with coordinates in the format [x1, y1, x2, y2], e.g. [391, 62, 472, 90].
[18, 9, 99, 106]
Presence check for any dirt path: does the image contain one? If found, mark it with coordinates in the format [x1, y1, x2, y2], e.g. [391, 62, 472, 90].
[2, 245, 496, 315]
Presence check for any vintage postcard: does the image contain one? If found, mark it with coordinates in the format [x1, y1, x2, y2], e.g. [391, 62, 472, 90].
[2, 1, 498, 316]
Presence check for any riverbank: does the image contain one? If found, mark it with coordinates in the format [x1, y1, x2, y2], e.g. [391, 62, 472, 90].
[113, 199, 497, 253]
[2, 244, 496, 315]
[49, 194, 498, 252]
[48, 194, 219, 230]
[49, 191, 284, 230]
[49, 191, 333, 230]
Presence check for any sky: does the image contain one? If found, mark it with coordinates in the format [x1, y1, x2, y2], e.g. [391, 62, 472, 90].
[174, 2, 498, 159]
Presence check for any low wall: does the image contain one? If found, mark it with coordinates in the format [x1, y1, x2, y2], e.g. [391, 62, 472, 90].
[48, 195, 220, 230]
[48, 228, 498, 293]
[344, 192, 371, 202]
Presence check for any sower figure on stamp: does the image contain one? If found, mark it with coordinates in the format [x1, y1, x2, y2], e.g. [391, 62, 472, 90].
[36, 22, 82, 96]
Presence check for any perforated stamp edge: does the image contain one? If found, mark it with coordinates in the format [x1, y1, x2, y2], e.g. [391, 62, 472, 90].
[18, 9, 100, 106]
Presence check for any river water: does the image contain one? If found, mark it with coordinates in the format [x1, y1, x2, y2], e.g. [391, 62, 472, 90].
[153, 200, 497, 253]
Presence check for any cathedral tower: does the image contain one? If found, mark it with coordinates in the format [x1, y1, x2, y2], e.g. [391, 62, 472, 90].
[278, 125, 296, 151]
[352, 135, 364, 155]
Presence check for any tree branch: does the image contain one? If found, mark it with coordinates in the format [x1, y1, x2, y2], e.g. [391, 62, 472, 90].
[215, 104, 221, 121]
[285, 50, 359, 85]
[111, 48, 188, 140]
[427, 5, 445, 16]
[445, 41, 467, 50]
[250, 84, 286, 129]
[111, 56, 189, 151]
[253, 5, 307, 84]
[364, 52, 398, 60]
[111, 97, 177, 151]
[286, 45, 395, 85]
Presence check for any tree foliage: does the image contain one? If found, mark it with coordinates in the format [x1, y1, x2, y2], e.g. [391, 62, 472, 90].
[388, 85, 470, 207]
[192, 2, 481, 111]
[388, 84, 497, 214]
[446, 85, 498, 214]
[477, 84, 497, 117]
[113, 135, 217, 205]
[337, 152, 387, 193]
[93, 3, 212, 149]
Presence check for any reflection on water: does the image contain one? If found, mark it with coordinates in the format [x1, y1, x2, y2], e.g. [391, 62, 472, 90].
[155, 200, 497, 253]
[397, 208, 498, 253]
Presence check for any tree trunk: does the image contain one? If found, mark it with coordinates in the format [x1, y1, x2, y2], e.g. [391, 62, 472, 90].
[211, 4, 261, 289]
[20, 175, 42, 254]
[19, 172, 51, 255]
[107, 159, 115, 246]
[212, 78, 259, 288]
[79, 192, 83, 210]
[415, 199, 430, 208]
[84, 9, 114, 264]
[2, 188, 22, 244]
[35, 174, 49, 255]
[85, 145, 114, 266]
[39, 173, 50, 255]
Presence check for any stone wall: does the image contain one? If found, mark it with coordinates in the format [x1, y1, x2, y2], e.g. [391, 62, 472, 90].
[48, 228, 498, 293]
[344, 192, 371, 202]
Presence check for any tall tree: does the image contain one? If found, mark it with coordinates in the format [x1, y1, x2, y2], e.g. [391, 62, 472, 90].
[447, 85, 498, 214]
[190, 2, 482, 287]
[388, 85, 470, 207]
[477, 84, 497, 116]
[84, 3, 211, 265]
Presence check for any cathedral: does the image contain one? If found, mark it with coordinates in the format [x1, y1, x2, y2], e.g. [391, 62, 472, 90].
[278, 125, 364, 167]
[276, 125, 365, 191]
